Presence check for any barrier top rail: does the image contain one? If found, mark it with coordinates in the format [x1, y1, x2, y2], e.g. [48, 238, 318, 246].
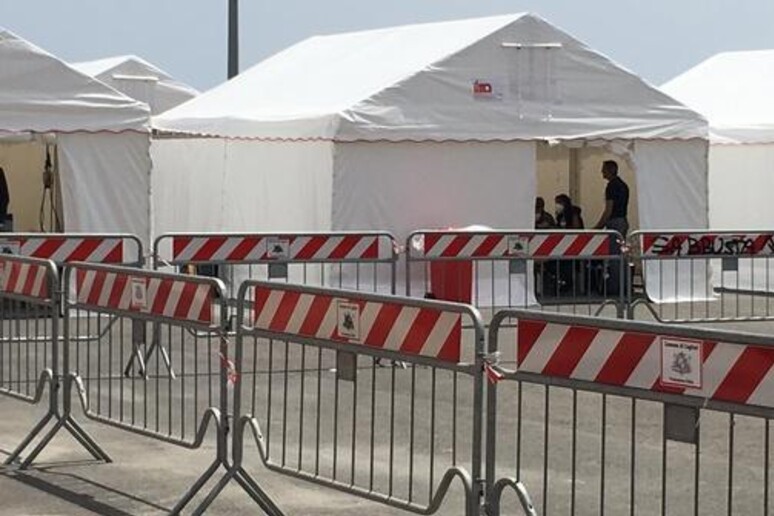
[407, 229, 624, 261]
[633, 229, 774, 259]
[238, 280, 485, 366]
[0, 254, 58, 303]
[155, 231, 399, 266]
[491, 309, 774, 417]
[65, 263, 226, 329]
[0, 233, 144, 267]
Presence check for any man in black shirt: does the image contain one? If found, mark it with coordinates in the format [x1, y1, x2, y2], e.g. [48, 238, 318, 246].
[594, 160, 629, 237]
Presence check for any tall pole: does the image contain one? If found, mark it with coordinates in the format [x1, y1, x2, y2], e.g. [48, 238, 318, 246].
[228, 0, 239, 79]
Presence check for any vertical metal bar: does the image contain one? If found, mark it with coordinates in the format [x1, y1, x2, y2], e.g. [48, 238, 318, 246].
[728, 413, 734, 516]
[369, 357, 376, 491]
[333, 348, 339, 479]
[572, 389, 578, 516]
[661, 406, 667, 516]
[630, 398, 636, 516]
[600, 393, 607, 516]
[282, 340, 290, 468]
[543, 386, 550, 512]
[315, 346, 322, 475]
[694, 411, 700, 516]
[299, 343, 306, 470]
[429, 366, 437, 504]
[765, 418, 770, 516]
[350, 351, 358, 486]
[409, 363, 416, 502]
[389, 362, 396, 496]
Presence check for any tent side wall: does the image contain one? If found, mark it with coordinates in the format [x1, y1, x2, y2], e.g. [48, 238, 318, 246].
[58, 132, 151, 245]
[331, 140, 536, 240]
[633, 138, 710, 302]
[151, 138, 334, 236]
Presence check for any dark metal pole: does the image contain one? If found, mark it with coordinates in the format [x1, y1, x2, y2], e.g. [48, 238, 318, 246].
[228, 0, 239, 78]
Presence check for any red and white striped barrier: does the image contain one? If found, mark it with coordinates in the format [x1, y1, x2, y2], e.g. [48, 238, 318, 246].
[0, 236, 129, 264]
[417, 232, 614, 259]
[517, 318, 774, 408]
[169, 233, 394, 264]
[0, 257, 50, 300]
[253, 285, 463, 362]
[74, 268, 217, 325]
[639, 232, 774, 258]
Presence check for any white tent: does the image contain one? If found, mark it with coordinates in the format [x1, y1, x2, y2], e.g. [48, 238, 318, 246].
[73, 55, 198, 115]
[153, 13, 709, 302]
[0, 29, 151, 243]
[663, 50, 774, 293]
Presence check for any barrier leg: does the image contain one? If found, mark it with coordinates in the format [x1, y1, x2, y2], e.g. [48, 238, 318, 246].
[3, 412, 55, 465]
[170, 459, 224, 515]
[61, 416, 111, 463]
[233, 468, 284, 515]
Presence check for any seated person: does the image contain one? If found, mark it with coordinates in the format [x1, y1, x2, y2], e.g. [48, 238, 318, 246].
[554, 194, 584, 229]
[534, 197, 556, 229]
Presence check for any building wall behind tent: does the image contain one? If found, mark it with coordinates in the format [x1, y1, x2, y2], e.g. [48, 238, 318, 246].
[536, 143, 640, 231]
[151, 138, 334, 236]
[0, 142, 48, 232]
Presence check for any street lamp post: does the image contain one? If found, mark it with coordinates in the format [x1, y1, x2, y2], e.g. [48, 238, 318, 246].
[228, 0, 239, 79]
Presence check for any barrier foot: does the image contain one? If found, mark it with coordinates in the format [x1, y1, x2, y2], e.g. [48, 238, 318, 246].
[233, 467, 284, 515]
[189, 470, 233, 516]
[3, 412, 55, 466]
[62, 416, 111, 464]
[170, 459, 222, 516]
[123, 341, 148, 378]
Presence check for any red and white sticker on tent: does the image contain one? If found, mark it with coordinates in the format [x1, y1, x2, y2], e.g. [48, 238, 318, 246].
[472, 78, 505, 100]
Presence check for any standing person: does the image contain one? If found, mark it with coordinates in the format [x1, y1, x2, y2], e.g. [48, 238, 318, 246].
[554, 194, 584, 229]
[593, 160, 629, 237]
[534, 197, 556, 229]
[594, 159, 630, 294]
[0, 167, 10, 231]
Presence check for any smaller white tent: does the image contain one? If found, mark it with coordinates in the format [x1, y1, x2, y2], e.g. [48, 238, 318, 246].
[663, 51, 774, 292]
[0, 29, 151, 242]
[73, 55, 198, 115]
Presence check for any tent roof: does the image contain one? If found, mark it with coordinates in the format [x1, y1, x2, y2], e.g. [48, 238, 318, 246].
[73, 55, 198, 115]
[662, 50, 774, 144]
[155, 13, 706, 142]
[0, 30, 149, 133]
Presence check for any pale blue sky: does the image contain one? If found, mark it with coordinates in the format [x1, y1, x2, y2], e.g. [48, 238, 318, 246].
[1, 1, 772, 92]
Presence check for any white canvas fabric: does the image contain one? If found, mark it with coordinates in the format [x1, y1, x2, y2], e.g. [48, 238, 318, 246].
[74, 55, 198, 115]
[155, 13, 705, 142]
[0, 29, 152, 243]
[662, 50, 774, 145]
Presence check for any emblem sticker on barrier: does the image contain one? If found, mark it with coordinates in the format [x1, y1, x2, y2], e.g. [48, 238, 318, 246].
[253, 285, 464, 362]
[337, 301, 361, 340]
[267, 237, 290, 259]
[660, 338, 703, 389]
[507, 236, 529, 257]
[130, 277, 147, 311]
[0, 239, 21, 255]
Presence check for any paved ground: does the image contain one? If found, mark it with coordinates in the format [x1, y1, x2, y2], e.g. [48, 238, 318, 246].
[1, 298, 773, 515]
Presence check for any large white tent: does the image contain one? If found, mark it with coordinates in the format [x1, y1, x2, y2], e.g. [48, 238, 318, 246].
[0, 29, 151, 242]
[153, 13, 709, 301]
[73, 55, 198, 115]
[663, 50, 774, 293]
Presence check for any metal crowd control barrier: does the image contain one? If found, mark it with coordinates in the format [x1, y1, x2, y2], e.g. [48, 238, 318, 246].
[153, 231, 399, 296]
[232, 281, 498, 515]
[0, 233, 144, 267]
[487, 309, 774, 515]
[0, 255, 106, 468]
[61, 263, 281, 514]
[630, 230, 774, 323]
[406, 229, 626, 321]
